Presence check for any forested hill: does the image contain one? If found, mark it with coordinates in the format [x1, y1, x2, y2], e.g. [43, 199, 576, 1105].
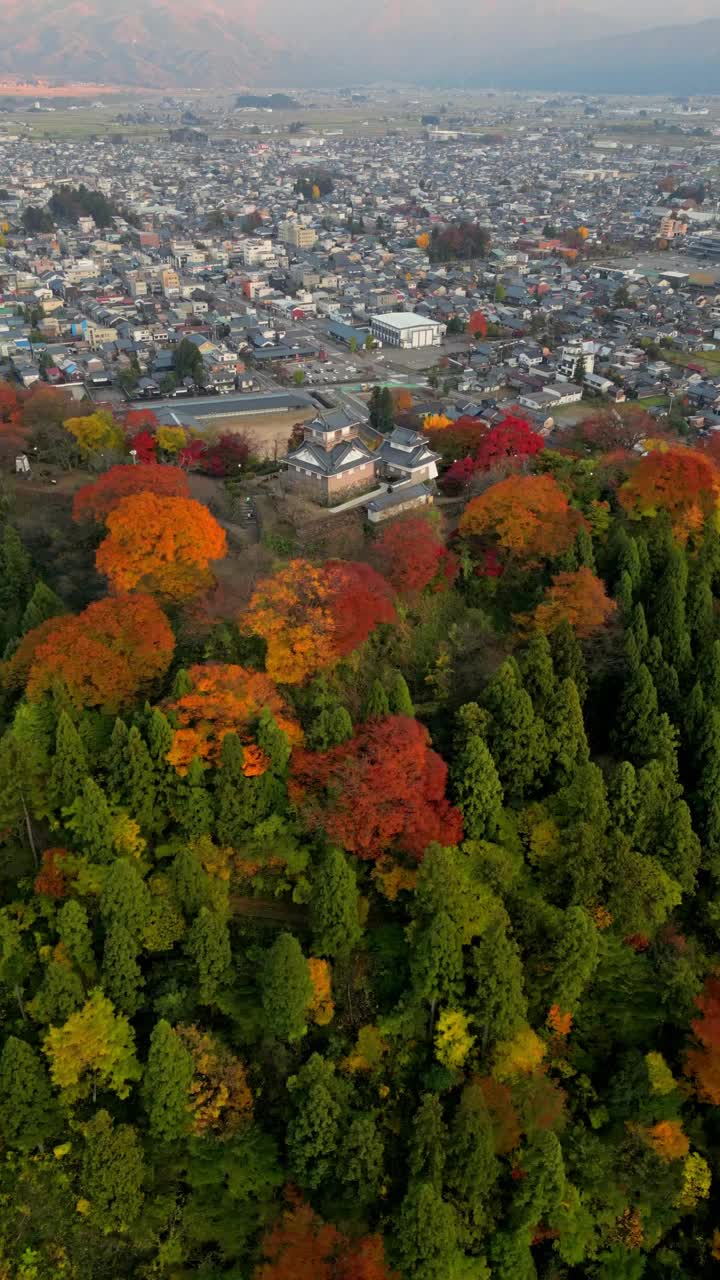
[1, 391, 720, 1280]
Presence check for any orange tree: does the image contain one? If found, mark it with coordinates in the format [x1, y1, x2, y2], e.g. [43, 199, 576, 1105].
[165, 663, 303, 774]
[460, 472, 586, 562]
[20, 593, 175, 712]
[96, 493, 227, 601]
[73, 464, 190, 524]
[619, 447, 720, 541]
[243, 559, 336, 685]
[290, 714, 463, 862]
[519, 568, 617, 638]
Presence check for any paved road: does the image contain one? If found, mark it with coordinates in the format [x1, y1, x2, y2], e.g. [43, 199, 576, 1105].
[129, 390, 314, 419]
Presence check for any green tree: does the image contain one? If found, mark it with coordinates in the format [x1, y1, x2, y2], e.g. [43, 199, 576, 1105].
[123, 726, 156, 833]
[286, 1052, 348, 1189]
[57, 899, 96, 981]
[518, 631, 555, 714]
[307, 704, 353, 750]
[20, 580, 65, 635]
[185, 906, 231, 1005]
[101, 859, 150, 943]
[388, 669, 414, 715]
[215, 733, 250, 846]
[29, 960, 85, 1025]
[549, 617, 587, 702]
[340, 1111, 384, 1203]
[409, 1093, 448, 1188]
[256, 708, 291, 775]
[484, 658, 548, 802]
[173, 338, 203, 383]
[142, 1019, 193, 1143]
[651, 543, 691, 675]
[545, 677, 589, 784]
[102, 922, 144, 1016]
[170, 845, 211, 918]
[81, 1109, 145, 1233]
[395, 1181, 460, 1280]
[49, 711, 88, 812]
[469, 914, 527, 1050]
[446, 1082, 499, 1238]
[0, 1037, 59, 1150]
[608, 761, 638, 836]
[65, 777, 115, 863]
[104, 717, 129, 799]
[362, 678, 390, 721]
[687, 562, 715, 654]
[451, 734, 503, 840]
[615, 664, 665, 765]
[260, 932, 313, 1041]
[551, 906, 599, 1012]
[172, 757, 214, 839]
[0, 908, 33, 1020]
[310, 846, 362, 958]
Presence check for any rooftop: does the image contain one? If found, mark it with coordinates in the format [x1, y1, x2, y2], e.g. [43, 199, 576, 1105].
[371, 311, 441, 329]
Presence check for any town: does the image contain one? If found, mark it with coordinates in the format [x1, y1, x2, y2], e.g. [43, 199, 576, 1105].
[2, 87, 720, 522]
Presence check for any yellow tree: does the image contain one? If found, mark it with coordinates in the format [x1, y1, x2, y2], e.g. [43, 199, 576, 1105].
[43, 989, 141, 1102]
[64, 411, 125, 457]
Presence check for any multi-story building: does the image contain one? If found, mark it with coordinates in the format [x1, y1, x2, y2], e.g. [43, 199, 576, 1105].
[279, 220, 317, 250]
[370, 311, 444, 349]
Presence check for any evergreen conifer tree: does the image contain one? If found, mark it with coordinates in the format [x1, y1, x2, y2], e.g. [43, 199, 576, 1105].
[173, 757, 214, 839]
[66, 777, 115, 862]
[260, 932, 313, 1041]
[0, 1036, 59, 1150]
[363, 678, 390, 721]
[185, 906, 231, 1005]
[388, 669, 414, 716]
[50, 711, 88, 812]
[102, 921, 144, 1016]
[549, 618, 587, 702]
[20, 580, 65, 634]
[310, 846, 362, 958]
[142, 1020, 194, 1143]
[451, 734, 504, 840]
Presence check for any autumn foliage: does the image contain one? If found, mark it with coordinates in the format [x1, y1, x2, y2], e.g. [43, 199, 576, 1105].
[21, 594, 175, 712]
[166, 663, 302, 774]
[372, 516, 457, 598]
[468, 309, 488, 338]
[255, 1202, 396, 1280]
[73, 464, 191, 525]
[96, 493, 227, 601]
[460, 472, 586, 561]
[290, 715, 463, 862]
[34, 848, 69, 899]
[177, 1025, 253, 1138]
[520, 568, 617, 637]
[323, 561, 397, 656]
[619, 447, 720, 540]
[685, 976, 720, 1104]
[243, 560, 335, 685]
[474, 415, 545, 472]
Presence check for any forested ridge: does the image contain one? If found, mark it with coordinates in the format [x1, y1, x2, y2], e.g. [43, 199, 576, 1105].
[2, 401, 720, 1280]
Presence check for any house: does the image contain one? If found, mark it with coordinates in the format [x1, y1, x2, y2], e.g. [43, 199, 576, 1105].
[284, 409, 377, 504]
[378, 426, 439, 485]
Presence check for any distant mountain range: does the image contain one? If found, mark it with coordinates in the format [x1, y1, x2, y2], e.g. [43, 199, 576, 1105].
[0, 2, 719, 95]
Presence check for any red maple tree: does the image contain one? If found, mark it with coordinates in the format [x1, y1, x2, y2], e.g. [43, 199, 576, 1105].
[685, 975, 720, 1104]
[202, 431, 257, 477]
[23, 593, 175, 712]
[372, 516, 457, 598]
[290, 715, 463, 862]
[468, 309, 488, 338]
[324, 561, 397, 656]
[129, 428, 158, 463]
[73, 463, 191, 524]
[474, 415, 545, 472]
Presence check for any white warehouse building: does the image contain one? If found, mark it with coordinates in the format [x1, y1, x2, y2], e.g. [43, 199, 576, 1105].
[370, 312, 445, 349]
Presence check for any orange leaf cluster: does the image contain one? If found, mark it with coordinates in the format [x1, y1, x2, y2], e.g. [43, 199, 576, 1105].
[308, 957, 334, 1025]
[255, 1202, 396, 1280]
[476, 1076, 522, 1155]
[638, 1119, 690, 1163]
[619, 447, 720, 541]
[685, 976, 720, 1104]
[546, 1005, 573, 1037]
[519, 567, 617, 638]
[460, 473, 586, 561]
[2, 618, 62, 692]
[96, 493, 227, 601]
[165, 662, 303, 774]
[22, 594, 175, 712]
[73, 463, 190, 525]
[34, 848, 69, 899]
[177, 1024, 253, 1139]
[243, 559, 337, 684]
[290, 715, 463, 862]
[372, 515, 457, 598]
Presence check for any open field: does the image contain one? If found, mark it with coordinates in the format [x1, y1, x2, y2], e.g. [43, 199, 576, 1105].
[207, 408, 313, 459]
[1, 108, 166, 138]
